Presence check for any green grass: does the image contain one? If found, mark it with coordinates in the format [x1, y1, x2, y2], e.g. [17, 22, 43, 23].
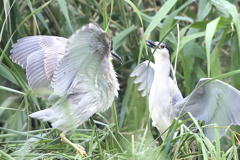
[1, 0, 240, 159]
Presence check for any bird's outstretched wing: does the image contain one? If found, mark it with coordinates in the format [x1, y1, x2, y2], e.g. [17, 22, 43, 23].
[130, 60, 155, 97]
[173, 78, 240, 141]
[29, 23, 117, 130]
[10, 36, 68, 96]
[130, 60, 183, 103]
[51, 23, 112, 97]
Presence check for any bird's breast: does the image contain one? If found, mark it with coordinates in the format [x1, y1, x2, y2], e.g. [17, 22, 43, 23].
[149, 81, 172, 139]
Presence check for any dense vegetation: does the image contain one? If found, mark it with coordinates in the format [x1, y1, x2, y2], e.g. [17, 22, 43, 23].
[0, 0, 240, 159]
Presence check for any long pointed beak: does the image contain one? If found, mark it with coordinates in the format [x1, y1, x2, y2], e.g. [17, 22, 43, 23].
[111, 50, 122, 64]
[146, 40, 157, 49]
[146, 39, 159, 49]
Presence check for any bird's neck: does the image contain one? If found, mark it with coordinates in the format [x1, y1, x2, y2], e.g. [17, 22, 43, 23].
[149, 54, 172, 140]
[102, 57, 119, 97]
[94, 57, 119, 112]
[150, 54, 171, 108]
[153, 55, 171, 82]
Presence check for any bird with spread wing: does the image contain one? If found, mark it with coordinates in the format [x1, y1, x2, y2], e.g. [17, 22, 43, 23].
[10, 23, 122, 156]
[131, 40, 240, 141]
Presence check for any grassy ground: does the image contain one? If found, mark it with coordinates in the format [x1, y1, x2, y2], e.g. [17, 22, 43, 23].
[1, 0, 240, 159]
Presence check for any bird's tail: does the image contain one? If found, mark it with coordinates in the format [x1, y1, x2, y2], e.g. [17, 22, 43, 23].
[29, 108, 54, 122]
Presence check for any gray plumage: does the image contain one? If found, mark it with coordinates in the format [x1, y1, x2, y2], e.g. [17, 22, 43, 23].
[10, 36, 67, 94]
[172, 78, 240, 141]
[10, 23, 120, 132]
[131, 40, 240, 141]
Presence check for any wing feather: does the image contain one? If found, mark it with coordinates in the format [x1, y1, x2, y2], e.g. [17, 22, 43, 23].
[10, 36, 68, 95]
[26, 50, 50, 89]
[51, 23, 111, 96]
[173, 78, 240, 141]
[130, 60, 155, 97]
[44, 43, 66, 78]
[11, 39, 43, 68]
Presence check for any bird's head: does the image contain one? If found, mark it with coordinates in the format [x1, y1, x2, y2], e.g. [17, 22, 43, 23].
[146, 40, 170, 60]
[94, 26, 122, 64]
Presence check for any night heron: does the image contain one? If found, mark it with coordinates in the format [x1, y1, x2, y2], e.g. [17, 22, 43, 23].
[130, 40, 240, 141]
[10, 23, 122, 156]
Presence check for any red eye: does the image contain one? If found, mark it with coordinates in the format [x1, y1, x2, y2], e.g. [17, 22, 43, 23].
[160, 44, 165, 49]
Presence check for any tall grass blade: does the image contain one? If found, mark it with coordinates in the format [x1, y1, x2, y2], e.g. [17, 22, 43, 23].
[57, 0, 73, 33]
[139, 0, 177, 64]
[205, 17, 220, 77]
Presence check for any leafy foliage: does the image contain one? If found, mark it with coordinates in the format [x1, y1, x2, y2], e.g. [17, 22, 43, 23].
[0, 0, 240, 159]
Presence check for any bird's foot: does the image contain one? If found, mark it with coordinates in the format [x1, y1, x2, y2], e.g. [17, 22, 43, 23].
[60, 132, 87, 157]
[74, 144, 87, 156]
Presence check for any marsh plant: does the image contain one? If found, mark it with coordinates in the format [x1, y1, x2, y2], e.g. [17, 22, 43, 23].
[0, 0, 240, 159]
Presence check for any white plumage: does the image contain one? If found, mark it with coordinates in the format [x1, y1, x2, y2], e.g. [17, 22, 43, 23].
[131, 40, 240, 141]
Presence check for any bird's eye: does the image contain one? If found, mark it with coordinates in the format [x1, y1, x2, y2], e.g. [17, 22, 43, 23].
[160, 44, 165, 49]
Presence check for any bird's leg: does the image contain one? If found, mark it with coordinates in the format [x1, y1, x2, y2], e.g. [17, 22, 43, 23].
[60, 131, 87, 157]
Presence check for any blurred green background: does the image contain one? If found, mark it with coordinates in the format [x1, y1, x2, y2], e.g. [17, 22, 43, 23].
[1, 0, 240, 159]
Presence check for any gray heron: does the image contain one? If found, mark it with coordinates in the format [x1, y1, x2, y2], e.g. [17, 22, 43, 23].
[130, 40, 240, 141]
[10, 23, 122, 156]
